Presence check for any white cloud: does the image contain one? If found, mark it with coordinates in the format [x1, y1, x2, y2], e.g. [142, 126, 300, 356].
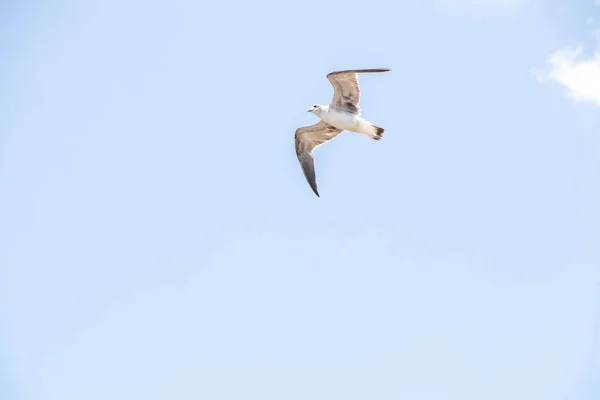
[534, 48, 600, 107]
[534, 10, 600, 108]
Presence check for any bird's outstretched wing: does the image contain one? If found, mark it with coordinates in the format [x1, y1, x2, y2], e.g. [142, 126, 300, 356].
[326, 69, 390, 115]
[295, 120, 343, 197]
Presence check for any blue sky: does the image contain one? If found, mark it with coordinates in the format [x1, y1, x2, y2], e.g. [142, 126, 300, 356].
[1, 0, 599, 399]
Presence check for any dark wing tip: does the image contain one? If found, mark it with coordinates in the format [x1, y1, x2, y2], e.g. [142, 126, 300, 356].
[327, 68, 391, 77]
[297, 151, 320, 197]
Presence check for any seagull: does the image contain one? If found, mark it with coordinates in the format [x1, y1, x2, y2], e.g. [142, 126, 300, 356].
[295, 68, 390, 197]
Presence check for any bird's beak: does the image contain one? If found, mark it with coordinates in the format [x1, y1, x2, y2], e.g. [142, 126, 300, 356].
[307, 109, 312, 112]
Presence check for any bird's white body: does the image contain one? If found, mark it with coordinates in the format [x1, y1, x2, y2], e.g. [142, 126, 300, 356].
[312, 105, 381, 140]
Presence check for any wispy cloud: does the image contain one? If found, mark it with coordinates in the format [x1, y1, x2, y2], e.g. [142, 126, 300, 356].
[33, 241, 600, 400]
[533, 9, 600, 108]
[434, 0, 522, 14]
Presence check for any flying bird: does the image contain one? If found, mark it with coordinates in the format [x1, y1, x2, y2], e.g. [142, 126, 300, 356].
[295, 68, 390, 197]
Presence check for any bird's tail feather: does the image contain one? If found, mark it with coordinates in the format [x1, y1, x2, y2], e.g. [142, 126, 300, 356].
[371, 125, 385, 141]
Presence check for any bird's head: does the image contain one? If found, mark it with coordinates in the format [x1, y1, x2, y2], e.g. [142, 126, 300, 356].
[307, 104, 322, 114]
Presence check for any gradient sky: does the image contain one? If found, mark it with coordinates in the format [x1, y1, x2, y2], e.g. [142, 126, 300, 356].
[1, 0, 599, 399]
